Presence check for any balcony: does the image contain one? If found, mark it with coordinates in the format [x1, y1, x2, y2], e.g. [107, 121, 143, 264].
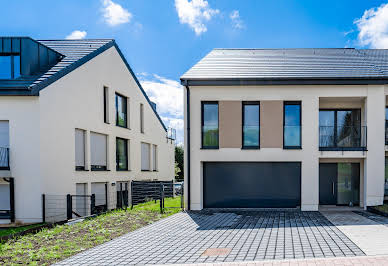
[0, 147, 9, 170]
[319, 126, 367, 151]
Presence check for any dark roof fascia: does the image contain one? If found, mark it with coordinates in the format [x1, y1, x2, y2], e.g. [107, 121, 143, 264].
[181, 77, 388, 86]
[30, 40, 116, 95]
[113, 43, 168, 132]
[0, 89, 35, 96]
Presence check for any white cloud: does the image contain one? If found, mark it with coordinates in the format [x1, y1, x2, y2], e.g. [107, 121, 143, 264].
[354, 3, 388, 48]
[140, 75, 184, 144]
[230, 10, 244, 29]
[65, 30, 87, 40]
[102, 0, 132, 26]
[175, 0, 219, 35]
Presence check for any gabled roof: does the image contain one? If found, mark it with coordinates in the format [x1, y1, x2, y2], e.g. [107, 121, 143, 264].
[181, 48, 388, 86]
[0, 38, 167, 131]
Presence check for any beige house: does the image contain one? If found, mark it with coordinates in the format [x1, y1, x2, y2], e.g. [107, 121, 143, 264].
[181, 48, 387, 211]
[0, 37, 175, 224]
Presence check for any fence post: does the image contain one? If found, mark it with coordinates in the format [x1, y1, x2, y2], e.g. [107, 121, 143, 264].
[42, 194, 46, 223]
[181, 181, 184, 210]
[66, 194, 72, 220]
[160, 183, 163, 214]
[130, 181, 133, 210]
[91, 194, 95, 215]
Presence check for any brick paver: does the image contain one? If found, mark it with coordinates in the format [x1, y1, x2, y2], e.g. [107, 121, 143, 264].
[56, 210, 364, 265]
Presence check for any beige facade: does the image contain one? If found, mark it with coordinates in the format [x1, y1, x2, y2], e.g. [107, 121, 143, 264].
[219, 101, 242, 148]
[184, 84, 387, 211]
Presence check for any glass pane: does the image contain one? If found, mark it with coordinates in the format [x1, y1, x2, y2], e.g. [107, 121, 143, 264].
[0, 56, 11, 79]
[284, 104, 300, 147]
[337, 163, 359, 205]
[336, 110, 360, 147]
[385, 157, 388, 196]
[203, 104, 218, 147]
[116, 94, 127, 127]
[13, 55, 20, 79]
[243, 104, 259, 147]
[319, 111, 335, 147]
[117, 139, 127, 170]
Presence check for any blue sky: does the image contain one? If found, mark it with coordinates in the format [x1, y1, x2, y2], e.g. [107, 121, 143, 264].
[2, 0, 388, 144]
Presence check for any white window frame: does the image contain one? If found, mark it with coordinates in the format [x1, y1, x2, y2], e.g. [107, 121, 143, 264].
[75, 129, 86, 170]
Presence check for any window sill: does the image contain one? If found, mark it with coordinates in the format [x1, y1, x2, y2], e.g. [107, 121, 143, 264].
[141, 170, 151, 172]
[200, 147, 219, 150]
[242, 146, 260, 150]
[116, 169, 130, 172]
[283, 146, 302, 150]
[91, 169, 110, 171]
[153, 170, 158, 172]
[75, 169, 89, 172]
[116, 124, 130, 130]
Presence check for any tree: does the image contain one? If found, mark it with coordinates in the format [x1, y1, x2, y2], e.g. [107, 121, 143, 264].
[175, 146, 184, 182]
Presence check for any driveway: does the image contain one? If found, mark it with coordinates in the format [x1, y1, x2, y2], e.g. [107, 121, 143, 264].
[56, 210, 365, 265]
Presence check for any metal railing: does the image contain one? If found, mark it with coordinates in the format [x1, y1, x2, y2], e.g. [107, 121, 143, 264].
[167, 127, 176, 143]
[0, 147, 9, 170]
[319, 126, 367, 150]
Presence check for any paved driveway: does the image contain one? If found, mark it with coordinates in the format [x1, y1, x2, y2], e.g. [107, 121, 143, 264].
[57, 210, 364, 265]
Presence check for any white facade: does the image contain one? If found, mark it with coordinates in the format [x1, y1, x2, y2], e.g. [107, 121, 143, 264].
[184, 84, 387, 211]
[0, 46, 175, 223]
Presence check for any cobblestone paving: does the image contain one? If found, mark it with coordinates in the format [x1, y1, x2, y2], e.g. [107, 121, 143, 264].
[354, 210, 388, 226]
[56, 210, 364, 265]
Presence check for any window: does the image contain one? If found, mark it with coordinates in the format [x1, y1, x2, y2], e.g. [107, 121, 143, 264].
[90, 132, 107, 170]
[283, 102, 301, 148]
[104, 87, 109, 123]
[385, 157, 388, 196]
[140, 103, 144, 133]
[116, 138, 128, 171]
[75, 129, 86, 170]
[202, 102, 219, 149]
[386, 107, 388, 145]
[0, 121, 9, 170]
[152, 144, 157, 171]
[115, 93, 127, 128]
[141, 142, 150, 171]
[242, 102, 260, 148]
[0, 55, 20, 79]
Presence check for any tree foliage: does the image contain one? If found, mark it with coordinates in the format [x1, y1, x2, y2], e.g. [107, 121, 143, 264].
[175, 146, 184, 181]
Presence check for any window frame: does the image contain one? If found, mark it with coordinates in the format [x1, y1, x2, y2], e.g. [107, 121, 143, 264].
[283, 101, 302, 149]
[141, 142, 151, 171]
[152, 144, 158, 171]
[242, 101, 260, 149]
[201, 101, 219, 149]
[116, 137, 129, 171]
[115, 93, 128, 128]
[103, 87, 109, 124]
[0, 54, 20, 80]
[90, 132, 108, 171]
[140, 103, 144, 133]
[75, 129, 86, 171]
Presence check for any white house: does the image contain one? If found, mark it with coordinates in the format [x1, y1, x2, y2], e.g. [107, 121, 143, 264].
[181, 48, 387, 211]
[0, 37, 175, 224]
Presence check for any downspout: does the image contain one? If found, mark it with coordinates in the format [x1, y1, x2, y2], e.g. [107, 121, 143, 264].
[185, 84, 191, 210]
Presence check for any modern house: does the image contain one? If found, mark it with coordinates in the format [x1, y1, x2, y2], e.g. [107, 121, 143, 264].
[0, 37, 175, 224]
[181, 48, 388, 211]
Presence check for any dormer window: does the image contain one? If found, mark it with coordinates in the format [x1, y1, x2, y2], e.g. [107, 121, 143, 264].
[0, 54, 20, 79]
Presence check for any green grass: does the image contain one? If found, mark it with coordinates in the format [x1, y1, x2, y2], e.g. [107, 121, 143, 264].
[0, 197, 181, 266]
[374, 204, 388, 213]
[0, 223, 45, 238]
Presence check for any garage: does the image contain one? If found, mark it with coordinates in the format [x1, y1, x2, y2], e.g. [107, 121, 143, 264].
[203, 162, 301, 208]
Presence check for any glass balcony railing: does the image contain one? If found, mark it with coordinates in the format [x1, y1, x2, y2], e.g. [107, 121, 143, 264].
[319, 126, 367, 151]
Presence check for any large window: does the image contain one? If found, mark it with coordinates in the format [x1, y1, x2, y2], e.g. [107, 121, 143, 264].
[141, 142, 150, 171]
[75, 129, 86, 170]
[319, 109, 361, 149]
[116, 138, 128, 171]
[242, 102, 260, 148]
[115, 93, 127, 128]
[0, 55, 20, 79]
[283, 101, 301, 149]
[202, 102, 219, 149]
[90, 132, 107, 171]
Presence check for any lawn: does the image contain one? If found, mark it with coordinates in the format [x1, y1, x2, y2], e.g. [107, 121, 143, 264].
[374, 204, 388, 214]
[0, 197, 181, 265]
[0, 223, 45, 238]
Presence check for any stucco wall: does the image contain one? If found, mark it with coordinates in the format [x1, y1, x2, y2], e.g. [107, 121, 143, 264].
[184, 84, 386, 211]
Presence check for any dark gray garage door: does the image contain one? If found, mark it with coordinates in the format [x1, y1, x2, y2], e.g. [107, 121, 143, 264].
[203, 162, 301, 208]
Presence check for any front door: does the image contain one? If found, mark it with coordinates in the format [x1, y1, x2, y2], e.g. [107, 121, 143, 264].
[319, 163, 337, 205]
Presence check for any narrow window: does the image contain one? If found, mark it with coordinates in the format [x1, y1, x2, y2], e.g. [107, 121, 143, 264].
[116, 138, 128, 171]
[90, 132, 107, 170]
[75, 129, 86, 170]
[0, 121, 9, 170]
[115, 93, 127, 128]
[152, 144, 157, 171]
[0, 55, 20, 79]
[242, 102, 260, 149]
[385, 157, 388, 196]
[202, 102, 219, 149]
[283, 101, 301, 149]
[104, 87, 109, 123]
[141, 142, 150, 171]
[385, 107, 388, 145]
[140, 103, 144, 133]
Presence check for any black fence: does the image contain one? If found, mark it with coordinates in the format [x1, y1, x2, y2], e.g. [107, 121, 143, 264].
[131, 181, 173, 206]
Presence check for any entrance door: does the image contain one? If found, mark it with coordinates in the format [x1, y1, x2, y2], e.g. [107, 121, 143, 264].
[319, 163, 337, 205]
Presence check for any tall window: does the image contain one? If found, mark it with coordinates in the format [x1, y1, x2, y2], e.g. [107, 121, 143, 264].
[141, 142, 150, 171]
[385, 157, 388, 196]
[0, 55, 20, 79]
[242, 102, 260, 148]
[116, 138, 128, 171]
[385, 107, 388, 145]
[90, 132, 107, 170]
[140, 103, 144, 133]
[75, 129, 86, 170]
[152, 144, 157, 171]
[283, 101, 301, 149]
[115, 93, 127, 128]
[104, 87, 109, 124]
[202, 102, 219, 149]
